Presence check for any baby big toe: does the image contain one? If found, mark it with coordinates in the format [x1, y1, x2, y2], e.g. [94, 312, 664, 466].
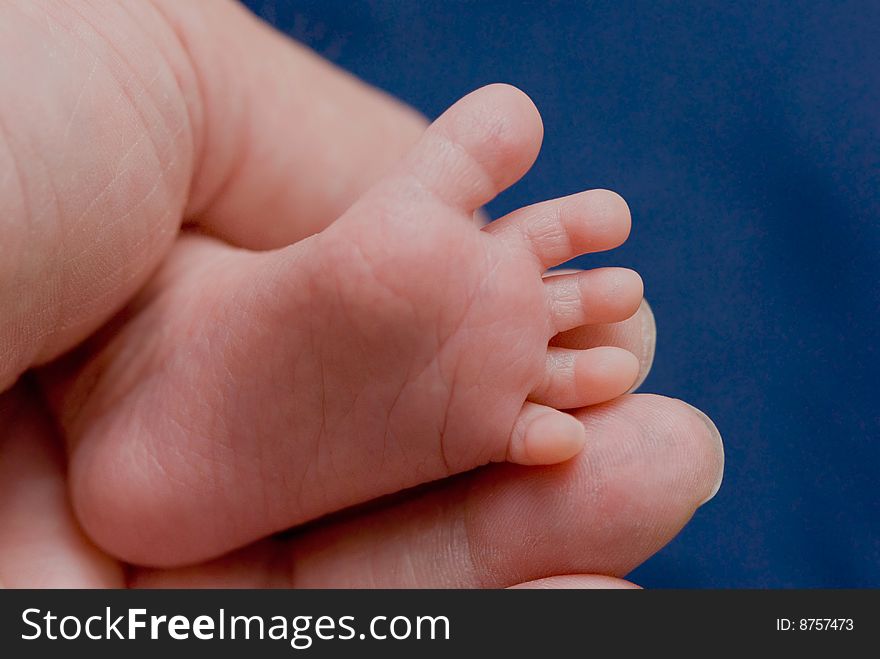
[389, 83, 544, 213]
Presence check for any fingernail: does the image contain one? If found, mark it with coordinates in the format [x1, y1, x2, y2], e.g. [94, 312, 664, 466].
[681, 401, 725, 505]
[627, 298, 656, 393]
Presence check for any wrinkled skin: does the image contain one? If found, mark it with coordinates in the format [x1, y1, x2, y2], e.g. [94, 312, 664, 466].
[0, 0, 723, 588]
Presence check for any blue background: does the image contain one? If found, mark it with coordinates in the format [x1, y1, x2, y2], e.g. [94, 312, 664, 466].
[243, 0, 879, 587]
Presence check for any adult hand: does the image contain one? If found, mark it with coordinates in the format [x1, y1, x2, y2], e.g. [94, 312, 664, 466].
[0, 0, 722, 586]
[1, 380, 720, 588]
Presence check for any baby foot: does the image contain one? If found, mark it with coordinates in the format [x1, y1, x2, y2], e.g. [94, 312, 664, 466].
[53, 85, 643, 565]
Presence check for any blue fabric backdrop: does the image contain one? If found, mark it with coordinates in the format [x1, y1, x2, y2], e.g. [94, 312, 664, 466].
[243, 0, 880, 587]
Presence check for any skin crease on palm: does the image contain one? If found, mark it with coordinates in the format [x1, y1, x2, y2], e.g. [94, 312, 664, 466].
[0, 0, 724, 587]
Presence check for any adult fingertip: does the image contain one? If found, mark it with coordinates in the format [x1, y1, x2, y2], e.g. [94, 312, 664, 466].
[509, 575, 642, 589]
[679, 400, 725, 505]
[627, 298, 656, 393]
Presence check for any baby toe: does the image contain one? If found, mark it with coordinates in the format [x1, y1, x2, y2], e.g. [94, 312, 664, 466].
[393, 83, 544, 213]
[529, 346, 640, 409]
[506, 402, 586, 466]
[544, 267, 643, 333]
[484, 189, 632, 269]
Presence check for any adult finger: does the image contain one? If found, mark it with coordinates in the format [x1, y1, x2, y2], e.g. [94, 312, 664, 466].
[154, 0, 428, 247]
[132, 394, 723, 588]
[0, 0, 425, 390]
[0, 381, 123, 588]
[509, 575, 640, 589]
